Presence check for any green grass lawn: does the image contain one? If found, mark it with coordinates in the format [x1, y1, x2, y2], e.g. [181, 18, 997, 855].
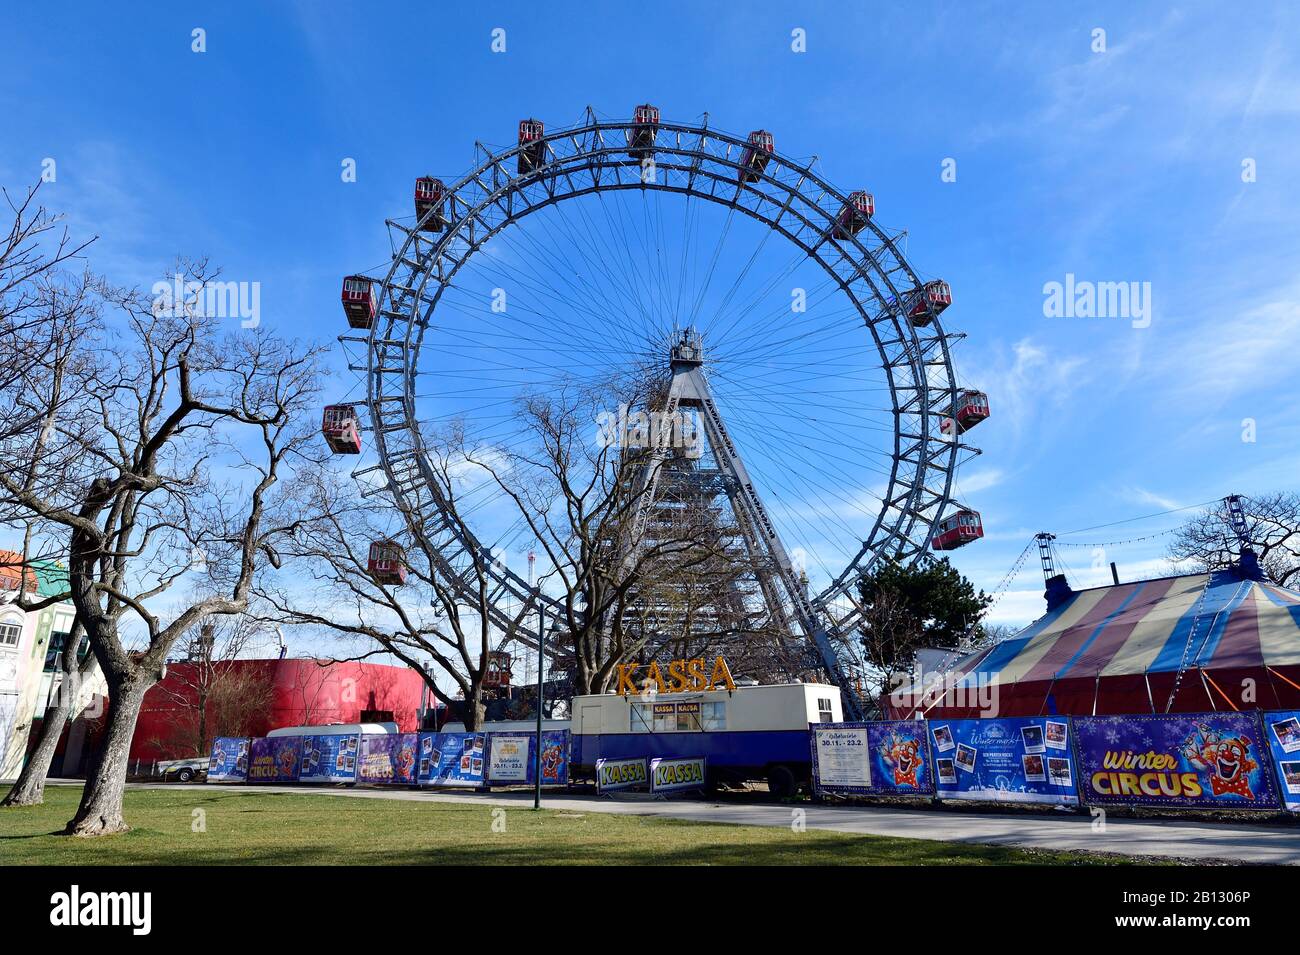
[0, 784, 1136, 866]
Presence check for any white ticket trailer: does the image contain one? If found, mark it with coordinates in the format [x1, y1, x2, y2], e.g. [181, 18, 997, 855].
[570, 683, 842, 797]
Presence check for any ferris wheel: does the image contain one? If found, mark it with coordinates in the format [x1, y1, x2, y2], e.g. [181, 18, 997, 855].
[323, 107, 989, 717]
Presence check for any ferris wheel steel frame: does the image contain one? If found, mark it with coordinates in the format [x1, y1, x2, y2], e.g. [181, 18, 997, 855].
[345, 109, 977, 699]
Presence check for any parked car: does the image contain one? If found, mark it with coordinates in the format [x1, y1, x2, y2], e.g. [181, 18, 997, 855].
[157, 757, 208, 783]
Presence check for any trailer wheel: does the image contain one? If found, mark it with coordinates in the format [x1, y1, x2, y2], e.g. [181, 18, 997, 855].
[766, 765, 797, 800]
[176, 768, 195, 783]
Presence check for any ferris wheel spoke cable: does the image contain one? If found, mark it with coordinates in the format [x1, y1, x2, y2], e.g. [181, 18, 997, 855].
[446, 245, 638, 341]
[700, 213, 780, 342]
[682, 201, 739, 331]
[706, 239, 818, 345]
[718, 289, 871, 365]
[431, 303, 652, 369]
[590, 189, 672, 332]
[449, 244, 640, 358]
[709, 231, 845, 328]
[636, 189, 676, 333]
[712, 399, 887, 540]
[557, 193, 665, 342]
[479, 201, 652, 356]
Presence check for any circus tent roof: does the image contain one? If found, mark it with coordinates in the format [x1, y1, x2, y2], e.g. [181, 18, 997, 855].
[889, 568, 1300, 719]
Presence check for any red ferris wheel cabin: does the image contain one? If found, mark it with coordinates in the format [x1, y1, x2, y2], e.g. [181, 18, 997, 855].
[940, 389, 990, 437]
[414, 176, 447, 232]
[629, 103, 660, 158]
[931, 508, 984, 551]
[833, 190, 875, 239]
[738, 130, 774, 183]
[341, 275, 377, 330]
[321, 404, 362, 454]
[906, 280, 952, 327]
[517, 118, 546, 174]
[367, 540, 408, 586]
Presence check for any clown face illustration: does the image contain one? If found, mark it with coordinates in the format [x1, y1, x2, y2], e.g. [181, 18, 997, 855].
[1182, 724, 1257, 800]
[880, 733, 924, 788]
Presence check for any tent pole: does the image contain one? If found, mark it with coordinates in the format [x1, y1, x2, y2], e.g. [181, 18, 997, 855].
[1091, 674, 1101, 716]
[1197, 667, 1217, 711]
[1037, 672, 1059, 717]
[1143, 669, 1155, 714]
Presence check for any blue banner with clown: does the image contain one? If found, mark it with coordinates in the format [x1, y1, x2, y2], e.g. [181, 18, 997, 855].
[247, 736, 302, 783]
[1074, 712, 1280, 810]
[356, 732, 419, 786]
[811, 721, 933, 797]
[931, 717, 1078, 805]
[1264, 710, 1300, 812]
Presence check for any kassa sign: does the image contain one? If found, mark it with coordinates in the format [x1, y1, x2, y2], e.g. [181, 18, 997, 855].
[1074, 712, 1280, 810]
[650, 756, 707, 794]
[596, 757, 649, 793]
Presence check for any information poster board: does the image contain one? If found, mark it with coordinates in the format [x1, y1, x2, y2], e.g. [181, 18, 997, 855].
[207, 736, 250, 782]
[931, 717, 1078, 805]
[596, 757, 649, 793]
[485, 731, 571, 786]
[1074, 712, 1280, 810]
[812, 721, 933, 797]
[247, 736, 302, 783]
[1264, 710, 1300, 813]
[416, 732, 485, 788]
[810, 724, 871, 793]
[299, 733, 359, 784]
[650, 756, 707, 794]
[356, 732, 419, 786]
[487, 733, 530, 783]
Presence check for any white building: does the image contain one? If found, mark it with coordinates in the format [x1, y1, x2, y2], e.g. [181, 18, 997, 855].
[0, 555, 106, 781]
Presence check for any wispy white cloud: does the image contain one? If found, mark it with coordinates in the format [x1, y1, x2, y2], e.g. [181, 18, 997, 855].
[1123, 486, 1183, 512]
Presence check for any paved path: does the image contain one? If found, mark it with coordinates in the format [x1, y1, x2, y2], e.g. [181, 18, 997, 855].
[54, 780, 1300, 864]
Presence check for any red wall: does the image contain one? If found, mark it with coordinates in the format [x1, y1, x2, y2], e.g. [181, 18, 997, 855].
[130, 658, 426, 760]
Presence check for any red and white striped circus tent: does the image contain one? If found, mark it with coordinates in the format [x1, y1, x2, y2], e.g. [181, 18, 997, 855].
[887, 566, 1300, 720]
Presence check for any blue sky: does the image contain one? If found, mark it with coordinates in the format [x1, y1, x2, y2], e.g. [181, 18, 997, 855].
[3, 1, 1299, 630]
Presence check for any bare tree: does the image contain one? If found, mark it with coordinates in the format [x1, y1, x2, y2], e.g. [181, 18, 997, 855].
[459, 381, 764, 695]
[0, 186, 104, 805]
[0, 257, 325, 835]
[1169, 493, 1300, 587]
[261, 440, 544, 732]
[147, 611, 276, 758]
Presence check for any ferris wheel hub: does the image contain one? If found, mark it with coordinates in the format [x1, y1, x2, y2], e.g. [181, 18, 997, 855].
[669, 327, 705, 369]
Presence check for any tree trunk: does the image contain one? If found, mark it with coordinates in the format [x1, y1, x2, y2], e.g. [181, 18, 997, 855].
[63, 674, 150, 837]
[463, 689, 486, 732]
[2, 705, 69, 807]
[2, 657, 94, 807]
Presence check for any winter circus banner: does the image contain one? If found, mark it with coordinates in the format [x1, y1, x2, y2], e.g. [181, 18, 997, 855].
[207, 737, 250, 782]
[247, 736, 302, 783]
[1264, 710, 1300, 812]
[357, 732, 419, 785]
[930, 717, 1078, 805]
[1073, 712, 1281, 810]
[811, 721, 933, 797]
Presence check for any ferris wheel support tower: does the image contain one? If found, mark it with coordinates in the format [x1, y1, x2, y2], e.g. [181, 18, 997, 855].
[629, 328, 861, 708]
